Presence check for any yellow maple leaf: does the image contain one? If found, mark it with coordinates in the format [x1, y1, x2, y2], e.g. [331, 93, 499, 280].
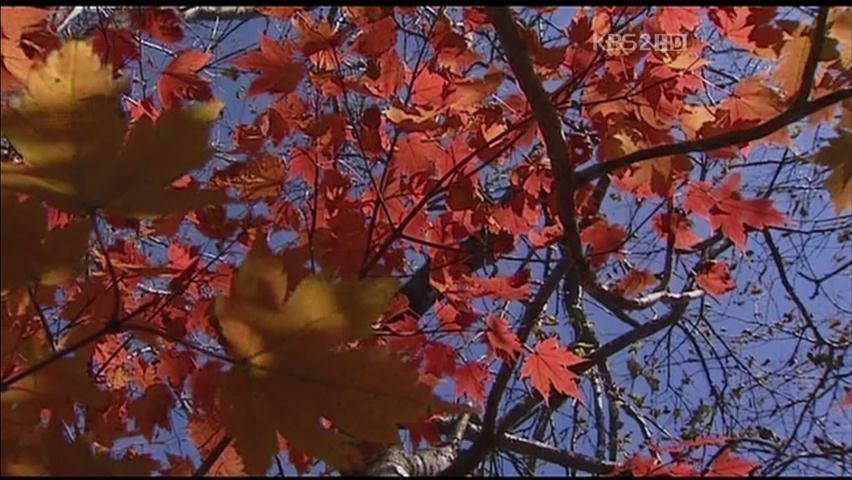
[0, 193, 89, 292]
[0, 40, 225, 218]
[813, 129, 852, 214]
[213, 237, 466, 474]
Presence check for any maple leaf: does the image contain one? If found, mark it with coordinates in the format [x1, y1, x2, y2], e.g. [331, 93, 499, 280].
[464, 269, 531, 301]
[695, 261, 736, 297]
[811, 129, 852, 214]
[611, 453, 669, 476]
[385, 101, 442, 131]
[685, 174, 790, 250]
[0, 6, 58, 92]
[656, 7, 701, 33]
[351, 16, 397, 58]
[0, 193, 89, 292]
[158, 49, 212, 110]
[773, 34, 811, 101]
[614, 269, 658, 299]
[232, 34, 305, 97]
[580, 218, 627, 268]
[394, 133, 439, 175]
[127, 383, 176, 441]
[131, 7, 183, 44]
[454, 362, 491, 407]
[0, 40, 226, 219]
[445, 67, 504, 111]
[485, 316, 522, 360]
[709, 7, 783, 56]
[705, 450, 758, 477]
[213, 237, 465, 474]
[653, 211, 703, 251]
[422, 342, 456, 377]
[615, 155, 693, 198]
[520, 337, 586, 406]
[90, 26, 139, 71]
[211, 154, 288, 201]
[715, 76, 784, 128]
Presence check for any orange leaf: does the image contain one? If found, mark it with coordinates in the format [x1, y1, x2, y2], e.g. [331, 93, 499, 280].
[695, 261, 736, 297]
[773, 34, 811, 101]
[614, 269, 658, 299]
[211, 154, 287, 201]
[485, 316, 522, 360]
[520, 337, 586, 405]
[715, 76, 784, 128]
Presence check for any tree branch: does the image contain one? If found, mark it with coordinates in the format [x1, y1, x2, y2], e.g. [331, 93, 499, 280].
[575, 88, 852, 185]
[459, 423, 616, 475]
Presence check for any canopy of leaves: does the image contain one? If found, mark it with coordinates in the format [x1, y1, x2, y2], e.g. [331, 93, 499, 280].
[0, 5, 850, 478]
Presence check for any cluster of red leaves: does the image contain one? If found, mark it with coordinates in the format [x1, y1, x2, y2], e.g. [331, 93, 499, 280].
[3, 4, 849, 476]
[612, 437, 759, 477]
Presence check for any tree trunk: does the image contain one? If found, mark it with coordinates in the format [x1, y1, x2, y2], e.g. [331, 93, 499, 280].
[364, 413, 472, 476]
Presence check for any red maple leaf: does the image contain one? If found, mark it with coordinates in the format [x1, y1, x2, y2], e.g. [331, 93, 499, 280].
[653, 211, 702, 250]
[232, 34, 305, 97]
[464, 269, 531, 301]
[485, 316, 522, 360]
[421, 342, 456, 377]
[684, 173, 790, 250]
[394, 133, 440, 175]
[695, 261, 737, 297]
[656, 7, 701, 33]
[706, 450, 758, 477]
[351, 16, 397, 58]
[90, 26, 138, 71]
[612, 454, 669, 476]
[132, 7, 184, 44]
[580, 218, 627, 268]
[158, 49, 212, 109]
[454, 362, 491, 407]
[520, 337, 586, 405]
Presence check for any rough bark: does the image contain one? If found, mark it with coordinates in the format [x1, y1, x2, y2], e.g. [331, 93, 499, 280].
[364, 413, 471, 476]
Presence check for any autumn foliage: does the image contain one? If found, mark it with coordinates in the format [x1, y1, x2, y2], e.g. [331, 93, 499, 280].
[1, 5, 851, 477]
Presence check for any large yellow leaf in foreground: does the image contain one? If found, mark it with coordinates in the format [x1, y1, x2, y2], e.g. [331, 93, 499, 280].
[213, 238, 466, 474]
[0, 40, 225, 218]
